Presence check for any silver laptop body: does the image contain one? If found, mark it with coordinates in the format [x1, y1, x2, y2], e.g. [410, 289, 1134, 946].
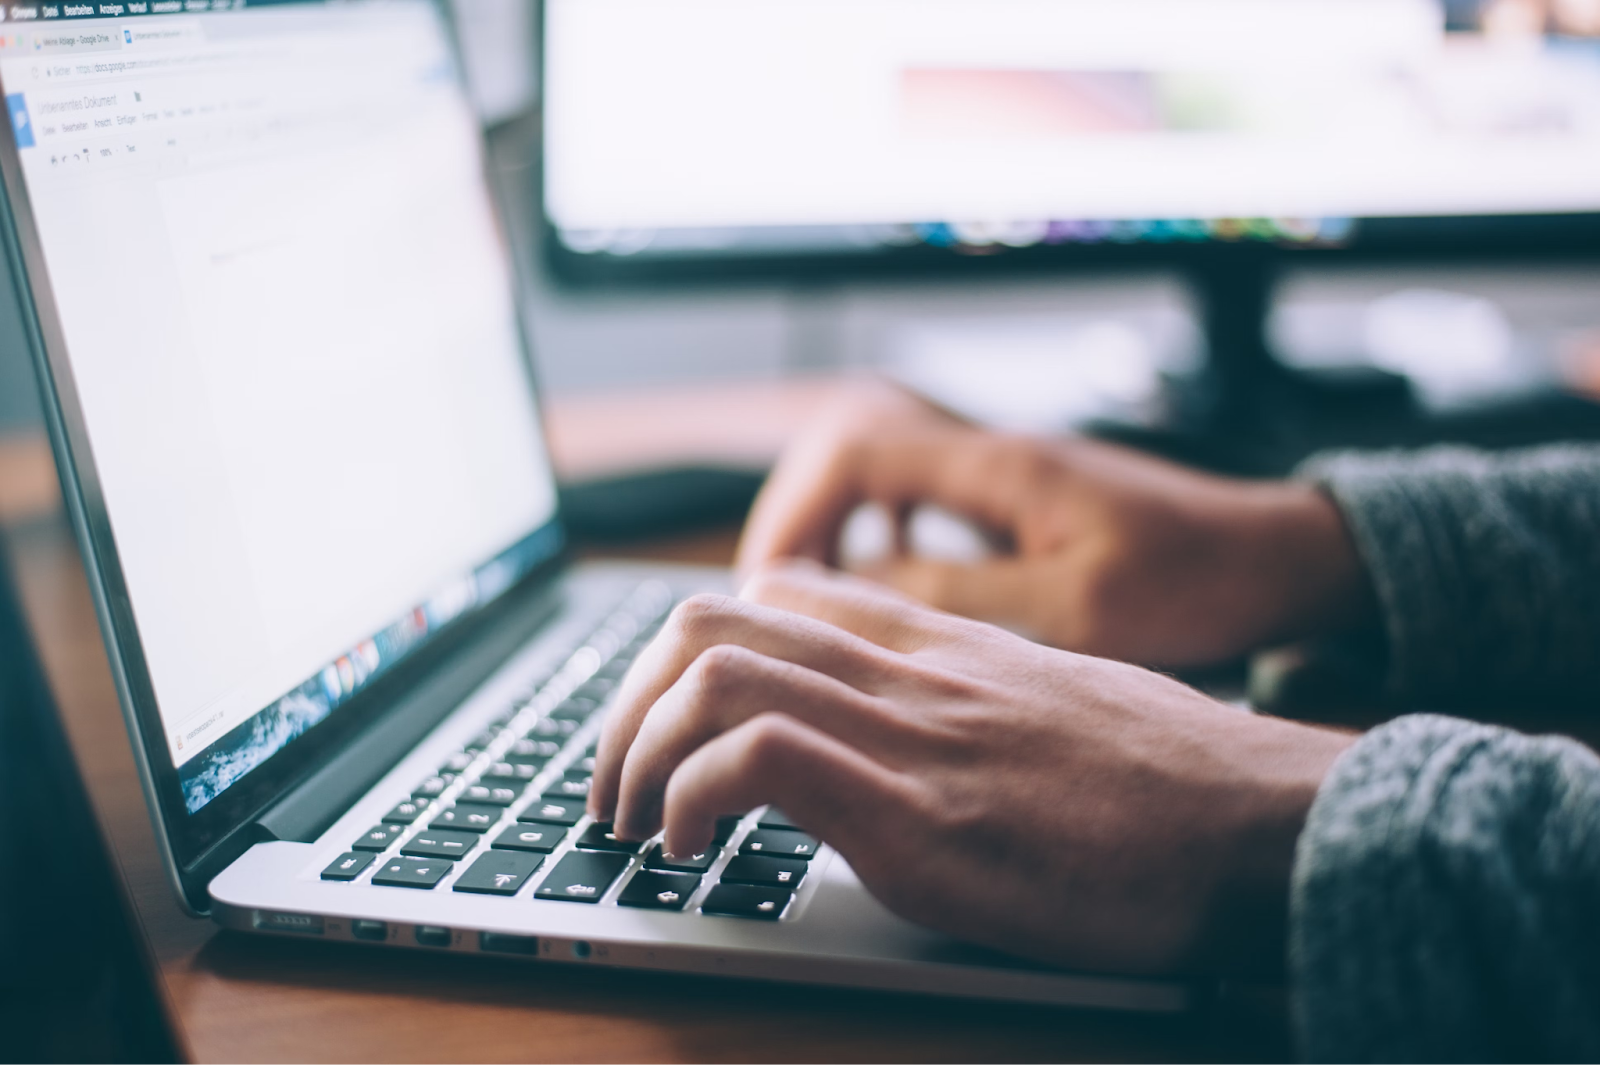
[0, 0, 1183, 1012]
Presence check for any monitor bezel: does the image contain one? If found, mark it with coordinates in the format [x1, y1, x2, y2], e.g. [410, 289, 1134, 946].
[0, 0, 571, 910]
[536, 2, 1600, 288]
[541, 212, 1600, 289]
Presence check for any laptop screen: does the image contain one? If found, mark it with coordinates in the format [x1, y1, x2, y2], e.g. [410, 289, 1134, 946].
[0, 0, 560, 815]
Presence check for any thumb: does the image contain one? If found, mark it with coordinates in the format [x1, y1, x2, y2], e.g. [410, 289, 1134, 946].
[871, 557, 1040, 631]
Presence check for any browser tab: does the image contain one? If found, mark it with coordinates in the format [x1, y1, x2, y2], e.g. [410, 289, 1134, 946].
[28, 23, 122, 48]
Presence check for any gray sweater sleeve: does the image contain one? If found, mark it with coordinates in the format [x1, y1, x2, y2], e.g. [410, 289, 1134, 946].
[1297, 444, 1600, 702]
[1291, 714, 1600, 1062]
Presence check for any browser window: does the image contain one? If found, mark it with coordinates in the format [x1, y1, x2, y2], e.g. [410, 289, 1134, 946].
[1, 0, 559, 812]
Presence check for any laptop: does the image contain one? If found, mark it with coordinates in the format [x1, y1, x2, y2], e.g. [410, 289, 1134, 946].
[2, 533, 182, 1060]
[0, 0, 1182, 1012]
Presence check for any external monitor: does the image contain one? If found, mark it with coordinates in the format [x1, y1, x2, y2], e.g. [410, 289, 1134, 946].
[542, 0, 1600, 281]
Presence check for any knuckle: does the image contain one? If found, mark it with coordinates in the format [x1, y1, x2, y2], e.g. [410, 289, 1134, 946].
[1008, 440, 1058, 491]
[688, 644, 752, 701]
[735, 712, 797, 777]
[670, 593, 737, 641]
[739, 566, 795, 607]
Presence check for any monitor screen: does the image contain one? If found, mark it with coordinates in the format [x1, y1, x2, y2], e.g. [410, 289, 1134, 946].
[0, 0, 561, 815]
[543, 0, 1600, 264]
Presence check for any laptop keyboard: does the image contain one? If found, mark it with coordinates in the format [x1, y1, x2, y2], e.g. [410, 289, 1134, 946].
[317, 581, 822, 922]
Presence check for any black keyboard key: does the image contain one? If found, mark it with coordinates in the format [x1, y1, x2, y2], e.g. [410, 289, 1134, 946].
[518, 797, 584, 826]
[572, 678, 614, 701]
[740, 829, 818, 860]
[528, 717, 580, 738]
[533, 850, 630, 904]
[617, 870, 700, 911]
[440, 751, 475, 774]
[594, 660, 632, 682]
[401, 829, 479, 860]
[432, 803, 502, 833]
[453, 851, 543, 896]
[757, 807, 802, 830]
[381, 800, 425, 825]
[481, 761, 539, 785]
[508, 737, 561, 762]
[321, 852, 375, 881]
[353, 823, 404, 851]
[573, 821, 643, 853]
[412, 776, 450, 800]
[371, 856, 453, 889]
[550, 697, 598, 722]
[460, 784, 520, 807]
[701, 883, 791, 920]
[712, 815, 743, 845]
[645, 844, 719, 873]
[544, 776, 591, 799]
[721, 855, 807, 889]
[491, 823, 565, 853]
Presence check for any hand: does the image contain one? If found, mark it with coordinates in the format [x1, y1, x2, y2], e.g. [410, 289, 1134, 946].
[590, 561, 1355, 976]
[736, 381, 1375, 668]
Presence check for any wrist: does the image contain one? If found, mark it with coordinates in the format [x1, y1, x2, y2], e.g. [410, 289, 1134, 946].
[1197, 719, 1357, 978]
[1240, 481, 1379, 646]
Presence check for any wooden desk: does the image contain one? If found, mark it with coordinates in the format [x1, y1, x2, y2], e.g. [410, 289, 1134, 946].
[0, 386, 1286, 1063]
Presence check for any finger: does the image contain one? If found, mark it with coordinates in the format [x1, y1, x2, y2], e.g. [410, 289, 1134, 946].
[872, 557, 1044, 632]
[612, 644, 895, 839]
[735, 383, 939, 575]
[659, 711, 907, 863]
[739, 558, 952, 653]
[735, 410, 1024, 581]
[589, 592, 899, 820]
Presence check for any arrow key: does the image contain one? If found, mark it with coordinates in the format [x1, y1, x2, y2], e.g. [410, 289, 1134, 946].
[453, 850, 543, 896]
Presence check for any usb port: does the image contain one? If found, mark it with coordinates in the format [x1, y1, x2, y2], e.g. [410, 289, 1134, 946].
[350, 919, 387, 942]
[479, 931, 538, 956]
[414, 925, 452, 948]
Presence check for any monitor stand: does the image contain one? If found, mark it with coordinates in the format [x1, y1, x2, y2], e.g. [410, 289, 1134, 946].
[1093, 246, 1600, 477]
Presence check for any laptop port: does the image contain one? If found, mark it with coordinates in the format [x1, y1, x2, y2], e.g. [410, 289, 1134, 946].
[350, 919, 387, 942]
[414, 925, 452, 948]
[255, 911, 323, 936]
[478, 931, 538, 956]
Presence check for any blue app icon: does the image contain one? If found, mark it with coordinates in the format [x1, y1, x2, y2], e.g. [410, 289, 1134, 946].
[124, 29, 133, 43]
[7, 94, 34, 149]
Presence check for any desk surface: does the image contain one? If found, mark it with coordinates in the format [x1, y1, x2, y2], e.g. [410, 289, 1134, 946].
[0, 384, 1286, 1063]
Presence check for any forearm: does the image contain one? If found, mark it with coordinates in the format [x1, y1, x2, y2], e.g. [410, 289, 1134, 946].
[1290, 714, 1600, 1062]
[1298, 444, 1600, 702]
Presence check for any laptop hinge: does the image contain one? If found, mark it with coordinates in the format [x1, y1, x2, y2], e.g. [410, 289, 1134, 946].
[252, 580, 567, 844]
